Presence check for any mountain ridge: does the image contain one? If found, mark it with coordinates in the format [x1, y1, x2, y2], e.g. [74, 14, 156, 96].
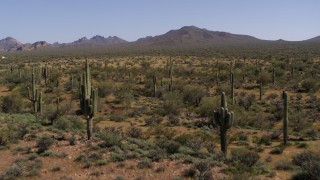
[1, 26, 320, 52]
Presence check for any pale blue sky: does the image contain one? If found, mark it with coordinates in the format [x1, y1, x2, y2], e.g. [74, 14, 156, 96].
[1, 0, 319, 43]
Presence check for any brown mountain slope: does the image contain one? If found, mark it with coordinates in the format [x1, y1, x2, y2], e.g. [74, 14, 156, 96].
[136, 26, 261, 46]
[0, 37, 22, 51]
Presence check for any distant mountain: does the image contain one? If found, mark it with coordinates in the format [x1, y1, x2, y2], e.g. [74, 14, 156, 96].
[304, 36, 320, 42]
[0, 37, 22, 51]
[1, 26, 319, 52]
[136, 26, 261, 46]
[0, 35, 128, 52]
[70, 35, 127, 46]
[17, 41, 51, 51]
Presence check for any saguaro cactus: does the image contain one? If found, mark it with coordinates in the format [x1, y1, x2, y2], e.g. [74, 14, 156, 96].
[38, 92, 43, 114]
[79, 60, 98, 140]
[42, 65, 49, 85]
[70, 74, 74, 90]
[152, 75, 157, 97]
[283, 91, 288, 145]
[230, 72, 234, 105]
[259, 83, 263, 100]
[214, 92, 234, 156]
[168, 75, 173, 92]
[27, 66, 42, 114]
[167, 57, 173, 78]
[272, 68, 275, 85]
[216, 72, 219, 85]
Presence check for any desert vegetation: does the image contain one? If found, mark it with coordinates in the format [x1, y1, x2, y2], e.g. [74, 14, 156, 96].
[0, 49, 319, 179]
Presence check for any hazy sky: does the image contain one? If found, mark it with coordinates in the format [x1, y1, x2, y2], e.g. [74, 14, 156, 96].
[1, 0, 319, 43]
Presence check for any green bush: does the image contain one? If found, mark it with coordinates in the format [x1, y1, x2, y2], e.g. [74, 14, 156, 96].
[1, 92, 24, 113]
[96, 81, 113, 97]
[196, 97, 218, 117]
[54, 115, 85, 132]
[292, 151, 320, 180]
[301, 78, 319, 92]
[126, 126, 143, 138]
[270, 147, 284, 154]
[231, 148, 260, 167]
[137, 159, 153, 169]
[182, 84, 206, 106]
[98, 128, 123, 148]
[275, 159, 294, 170]
[36, 134, 56, 153]
[144, 116, 163, 126]
[160, 91, 184, 116]
[156, 139, 180, 154]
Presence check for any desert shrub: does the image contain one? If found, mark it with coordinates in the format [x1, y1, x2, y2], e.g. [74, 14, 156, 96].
[168, 114, 180, 125]
[36, 134, 56, 153]
[270, 147, 284, 154]
[194, 161, 213, 179]
[26, 159, 42, 176]
[156, 139, 180, 154]
[51, 166, 61, 172]
[186, 138, 203, 152]
[204, 142, 215, 153]
[182, 84, 206, 106]
[196, 97, 218, 118]
[109, 152, 125, 162]
[146, 149, 164, 162]
[237, 93, 256, 110]
[160, 91, 184, 116]
[301, 78, 319, 92]
[182, 167, 197, 178]
[137, 159, 152, 169]
[155, 166, 165, 173]
[174, 134, 194, 146]
[297, 142, 308, 149]
[304, 128, 318, 140]
[231, 148, 260, 167]
[126, 126, 143, 138]
[2, 163, 23, 179]
[1, 92, 24, 113]
[144, 115, 163, 126]
[292, 151, 320, 180]
[0, 130, 8, 147]
[96, 81, 113, 97]
[275, 159, 294, 170]
[98, 128, 123, 148]
[266, 93, 279, 101]
[149, 126, 177, 140]
[258, 71, 272, 84]
[27, 153, 39, 161]
[68, 136, 77, 145]
[110, 114, 125, 122]
[54, 115, 85, 132]
[259, 134, 272, 145]
[235, 132, 248, 141]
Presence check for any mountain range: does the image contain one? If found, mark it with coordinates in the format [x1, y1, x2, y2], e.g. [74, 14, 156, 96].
[0, 26, 319, 52]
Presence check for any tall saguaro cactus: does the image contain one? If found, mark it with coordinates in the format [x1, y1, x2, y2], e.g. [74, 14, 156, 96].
[272, 68, 275, 85]
[79, 60, 98, 140]
[259, 83, 263, 100]
[27, 66, 42, 114]
[42, 65, 49, 85]
[230, 72, 234, 105]
[152, 75, 157, 98]
[167, 57, 173, 91]
[214, 92, 234, 156]
[283, 91, 288, 145]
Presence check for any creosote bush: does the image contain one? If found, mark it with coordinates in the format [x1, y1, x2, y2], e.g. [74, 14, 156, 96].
[292, 151, 320, 180]
[36, 134, 56, 153]
[231, 148, 260, 167]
